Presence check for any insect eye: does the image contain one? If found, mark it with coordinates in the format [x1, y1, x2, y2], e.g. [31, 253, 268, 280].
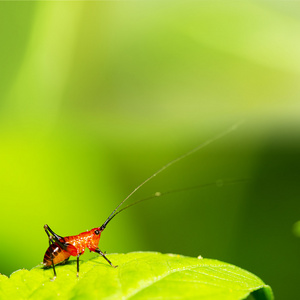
[94, 230, 100, 235]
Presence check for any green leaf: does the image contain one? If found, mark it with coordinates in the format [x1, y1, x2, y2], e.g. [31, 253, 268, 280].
[0, 252, 273, 300]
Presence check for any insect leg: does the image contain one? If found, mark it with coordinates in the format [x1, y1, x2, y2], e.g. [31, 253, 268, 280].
[44, 224, 64, 240]
[77, 254, 79, 276]
[44, 225, 57, 278]
[95, 248, 118, 268]
[44, 224, 73, 252]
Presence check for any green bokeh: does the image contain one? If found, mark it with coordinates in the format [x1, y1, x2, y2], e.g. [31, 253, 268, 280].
[0, 1, 300, 299]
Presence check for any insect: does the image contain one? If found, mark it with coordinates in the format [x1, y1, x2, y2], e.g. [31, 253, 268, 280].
[43, 123, 242, 278]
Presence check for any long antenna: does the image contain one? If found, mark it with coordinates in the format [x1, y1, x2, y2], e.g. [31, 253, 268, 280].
[101, 178, 249, 227]
[100, 121, 243, 231]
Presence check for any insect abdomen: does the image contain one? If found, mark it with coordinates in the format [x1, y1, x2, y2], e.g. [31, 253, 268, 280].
[43, 243, 71, 267]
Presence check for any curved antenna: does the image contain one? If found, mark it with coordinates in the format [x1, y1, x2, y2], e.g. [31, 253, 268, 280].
[100, 121, 243, 231]
[101, 178, 249, 227]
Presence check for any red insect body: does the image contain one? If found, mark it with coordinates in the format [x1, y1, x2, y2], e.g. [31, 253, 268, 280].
[43, 227, 102, 267]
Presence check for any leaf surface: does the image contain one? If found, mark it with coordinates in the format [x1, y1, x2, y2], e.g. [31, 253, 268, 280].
[0, 252, 273, 300]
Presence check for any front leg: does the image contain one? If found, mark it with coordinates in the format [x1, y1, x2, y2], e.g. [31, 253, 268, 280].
[94, 248, 118, 268]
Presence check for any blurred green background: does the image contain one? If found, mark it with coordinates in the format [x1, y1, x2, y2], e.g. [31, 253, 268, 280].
[1, 1, 300, 299]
